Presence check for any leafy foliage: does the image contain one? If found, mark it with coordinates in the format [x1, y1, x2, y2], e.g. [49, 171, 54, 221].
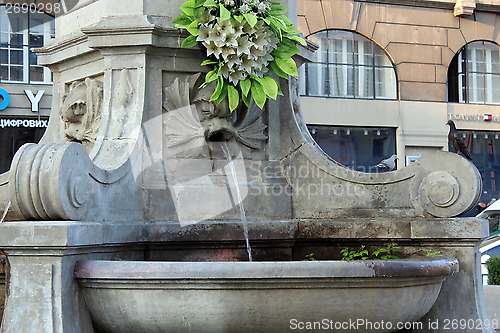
[173, 0, 306, 112]
[302, 253, 317, 261]
[486, 256, 500, 285]
[341, 245, 401, 261]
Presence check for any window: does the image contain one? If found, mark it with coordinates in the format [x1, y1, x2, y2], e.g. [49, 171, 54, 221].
[448, 130, 500, 209]
[308, 125, 396, 172]
[299, 30, 397, 99]
[448, 41, 500, 105]
[0, 6, 54, 84]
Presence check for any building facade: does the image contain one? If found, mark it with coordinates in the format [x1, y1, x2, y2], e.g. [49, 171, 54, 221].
[0, 2, 53, 173]
[297, 0, 500, 207]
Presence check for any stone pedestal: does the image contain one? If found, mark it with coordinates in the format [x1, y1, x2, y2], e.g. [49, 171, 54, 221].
[0, 218, 493, 332]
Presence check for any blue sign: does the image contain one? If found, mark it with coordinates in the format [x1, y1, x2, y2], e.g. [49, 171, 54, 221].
[0, 89, 10, 111]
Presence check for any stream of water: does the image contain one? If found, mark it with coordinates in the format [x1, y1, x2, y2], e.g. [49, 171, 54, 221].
[221, 143, 253, 262]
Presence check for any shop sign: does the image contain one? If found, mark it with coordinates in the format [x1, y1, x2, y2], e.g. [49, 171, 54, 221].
[0, 119, 48, 128]
[0, 89, 45, 112]
[448, 113, 500, 122]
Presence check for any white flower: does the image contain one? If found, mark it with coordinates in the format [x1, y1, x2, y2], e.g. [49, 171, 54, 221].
[205, 42, 222, 58]
[220, 46, 236, 61]
[218, 19, 234, 34]
[238, 55, 254, 74]
[240, 3, 251, 13]
[197, 25, 211, 42]
[208, 24, 225, 44]
[228, 68, 247, 85]
[226, 54, 241, 68]
[257, 2, 268, 13]
[224, 0, 234, 6]
[236, 35, 251, 56]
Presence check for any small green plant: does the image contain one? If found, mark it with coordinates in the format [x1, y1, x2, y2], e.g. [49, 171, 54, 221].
[422, 250, 444, 257]
[341, 246, 369, 261]
[486, 256, 500, 285]
[302, 253, 317, 261]
[372, 245, 401, 260]
[341, 245, 401, 261]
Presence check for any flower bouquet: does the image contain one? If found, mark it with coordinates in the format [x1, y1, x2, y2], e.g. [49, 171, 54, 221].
[172, 0, 306, 112]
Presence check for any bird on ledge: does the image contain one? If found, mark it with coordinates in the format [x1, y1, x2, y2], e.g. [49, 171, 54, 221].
[446, 120, 472, 160]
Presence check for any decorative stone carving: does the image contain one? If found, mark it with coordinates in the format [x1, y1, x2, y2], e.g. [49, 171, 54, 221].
[9, 143, 93, 220]
[163, 74, 267, 158]
[454, 0, 476, 16]
[61, 77, 103, 153]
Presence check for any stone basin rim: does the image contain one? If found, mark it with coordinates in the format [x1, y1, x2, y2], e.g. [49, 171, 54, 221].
[74, 256, 458, 280]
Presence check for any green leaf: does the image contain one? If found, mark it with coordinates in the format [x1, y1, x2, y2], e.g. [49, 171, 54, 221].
[227, 85, 239, 112]
[201, 60, 217, 66]
[269, 61, 289, 79]
[264, 17, 282, 40]
[220, 4, 231, 21]
[250, 80, 266, 109]
[215, 82, 228, 105]
[240, 78, 251, 96]
[180, 0, 196, 9]
[172, 15, 193, 25]
[272, 40, 299, 59]
[211, 76, 224, 101]
[286, 34, 307, 46]
[268, 4, 288, 15]
[242, 91, 251, 107]
[205, 70, 218, 84]
[244, 13, 257, 28]
[204, 0, 217, 6]
[187, 20, 199, 36]
[260, 76, 278, 100]
[275, 57, 298, 76]
[234, 15, 244, 23]
[181, 35, 198, 48]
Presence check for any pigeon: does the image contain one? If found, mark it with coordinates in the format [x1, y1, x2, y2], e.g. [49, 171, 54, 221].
[446, 120, 472, 160]
[376, 154, 398, 171]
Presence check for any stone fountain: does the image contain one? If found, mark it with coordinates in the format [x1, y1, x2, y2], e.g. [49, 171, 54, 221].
[0, 0, 491, 332]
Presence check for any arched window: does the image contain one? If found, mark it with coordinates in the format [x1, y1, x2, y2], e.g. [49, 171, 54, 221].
[299, 30, 397, 99]
[448, 41, 500, 105]
[0, 6, 54, 83]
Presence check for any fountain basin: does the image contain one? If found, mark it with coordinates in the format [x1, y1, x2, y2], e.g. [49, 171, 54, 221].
[74, 256, 458, 333]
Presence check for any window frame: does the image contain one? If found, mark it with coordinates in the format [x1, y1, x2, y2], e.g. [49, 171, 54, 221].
[0, 6, 54, 84]
[449, 40, 500, 105]
[299, 29, 398, 100]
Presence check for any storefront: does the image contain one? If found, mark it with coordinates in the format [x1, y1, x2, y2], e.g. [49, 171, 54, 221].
[0, 5, 53, 173]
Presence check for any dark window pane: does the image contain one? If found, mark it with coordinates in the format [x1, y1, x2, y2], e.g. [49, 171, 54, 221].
[29, 34, 43, 48]
[10, 65, 22, 81]
[10, 49, 23, 65]
[9, 33, 23, 46]
[29, 51, 37, 65]
[0, 49, 7, 63]
[0, 65, 8, 80]
[307, 125, 396, 172]
[29, 66, 43, 82]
